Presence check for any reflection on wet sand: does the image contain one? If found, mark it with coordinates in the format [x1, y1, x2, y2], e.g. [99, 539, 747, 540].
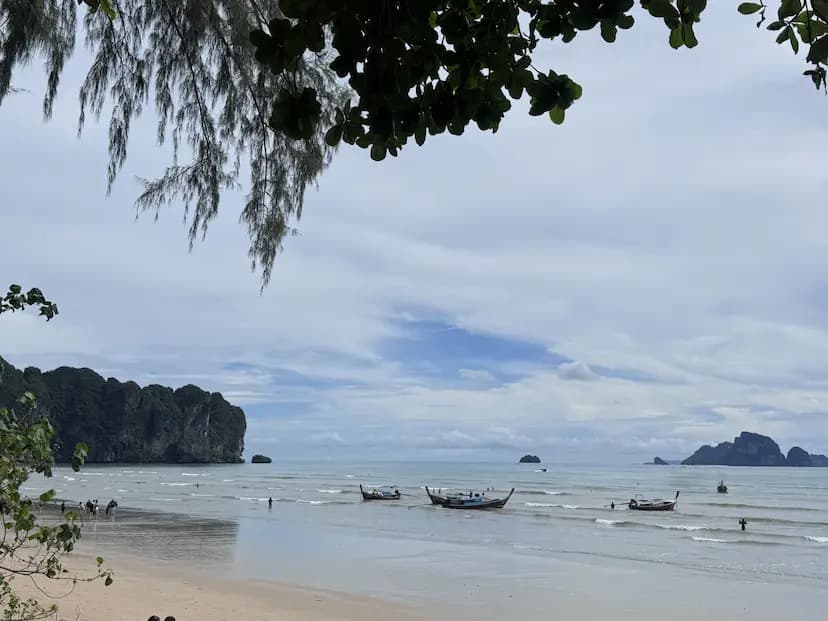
[77, 508, 239, 566]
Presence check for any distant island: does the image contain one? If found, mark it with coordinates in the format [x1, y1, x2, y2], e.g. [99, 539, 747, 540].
[0, 356, 246, 463]
[251, 454, 272, 463]
[682, 431, 828, 467]
[652, 456, 668, 465]
[519, 454, 541, 463]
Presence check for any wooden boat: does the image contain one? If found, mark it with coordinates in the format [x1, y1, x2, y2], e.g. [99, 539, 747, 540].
[424, 486, 467, 505]
[717, 481, 728, 494]
[360, 484, 400, 501]
[440, 488, 515, 510]
[628, 491, 679, 511]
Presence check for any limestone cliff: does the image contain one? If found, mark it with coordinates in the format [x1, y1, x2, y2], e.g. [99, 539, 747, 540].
[682, 431, 826, 467]
[0, 356, 245, 463]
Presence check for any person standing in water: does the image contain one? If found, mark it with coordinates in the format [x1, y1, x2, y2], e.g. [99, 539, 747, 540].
[60, 501, 65, 514]
[739, 518, 747, 531]
[268, 497, 273, 509]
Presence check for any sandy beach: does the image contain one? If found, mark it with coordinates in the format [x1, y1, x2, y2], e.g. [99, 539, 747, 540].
[18, 552, 429, 621]
[18, 544, 828, 621]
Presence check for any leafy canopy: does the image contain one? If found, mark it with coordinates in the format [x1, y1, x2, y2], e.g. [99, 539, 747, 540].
[2, 1, 825, 283]
[250, 0, 828, 162]
[0, 284, 111, 621]
[0, 0, 345, 285]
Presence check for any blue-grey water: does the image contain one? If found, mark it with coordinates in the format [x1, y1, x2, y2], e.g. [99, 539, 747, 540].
[26, 462, 828, 617]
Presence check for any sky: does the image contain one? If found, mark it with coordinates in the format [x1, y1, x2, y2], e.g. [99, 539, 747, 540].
[2, 4, 828, 463]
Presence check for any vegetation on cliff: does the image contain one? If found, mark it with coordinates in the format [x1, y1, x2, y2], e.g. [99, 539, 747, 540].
[0, 358, 246, 464]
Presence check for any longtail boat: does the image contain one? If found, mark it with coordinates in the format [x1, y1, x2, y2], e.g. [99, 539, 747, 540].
[360, 484, 400, 501]
[628, 491, 679, 511]
[424, 486, 464, 505]
[441, 488, 515, 510]
[717, 481, 728, 494]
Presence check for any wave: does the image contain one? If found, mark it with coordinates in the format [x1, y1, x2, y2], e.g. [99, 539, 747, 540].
[692, 536, 783, 547]
[747, 516, 828, 527]
[345, 474, 355, 478]
[521, 490, 568, 496]
[297, 499, 349, 505]
[804, 536, 828, 544]
[161, 482, 192, 487]
[63, 476, 76, 481]
[595, 518, 626, 526]
[149, 497, 180, 502]
[317, 489, 343, 494]
[189, 493, 215, 497]
[181, 473, 206, 477]
[526, 502, 558, 507]
[116, 489, 129, 493]
[236, 496, 269, 502]
[656, 524, 709, 531]
[699, 502, 819, 512]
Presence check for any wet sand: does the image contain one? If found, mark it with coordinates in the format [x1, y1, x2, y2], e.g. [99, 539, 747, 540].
[18, 551, 429, 621]
[18, 544, 828, 621]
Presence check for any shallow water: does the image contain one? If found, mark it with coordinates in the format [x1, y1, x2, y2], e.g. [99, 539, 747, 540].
[27, 462, 828, 616]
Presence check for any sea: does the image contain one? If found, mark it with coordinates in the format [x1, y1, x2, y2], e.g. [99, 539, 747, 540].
[24, 462, 828, 618]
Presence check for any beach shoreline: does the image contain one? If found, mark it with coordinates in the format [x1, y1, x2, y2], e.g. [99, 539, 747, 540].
[18, 551, 430, 621]
[17, 538, 828, 621]
[18, 462, 828, 620]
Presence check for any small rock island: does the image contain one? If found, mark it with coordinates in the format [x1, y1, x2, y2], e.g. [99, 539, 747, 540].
[682, 431, 828, 467]
[652, 457, 668, 465]
[251, 454, 272, 464]
[519, 454, 541, 463]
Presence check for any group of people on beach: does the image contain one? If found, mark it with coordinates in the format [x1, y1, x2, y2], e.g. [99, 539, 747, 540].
[148, 616, 176, 621]
[58, 498, 118, 519]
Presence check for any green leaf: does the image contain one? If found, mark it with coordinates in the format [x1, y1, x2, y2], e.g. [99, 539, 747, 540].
[669, 25, 684, 48]
[779, 0, 802, 19]
[105, 575, 113, 587]
[767, 20, 785, 30]
[683, 22, 699, 47]
[738, 2, 763, 14]
[777, 26, 792, 43]
[370, 143, 387, 161]
[99, 0, 116, 18]
[324, 125, 343, 147]
[600, 20, 618, 42]
[617, 14, 635, 29]
[549, 106, 565, 124]
[790, 30, 800, 52]
[647, 0, 680, 19]
[97, 557, 104, 567]
[415, 124, 427, 146]
[807, 34, 828, 62]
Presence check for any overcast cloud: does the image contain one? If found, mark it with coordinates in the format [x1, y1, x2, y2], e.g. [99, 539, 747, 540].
[2, 4, 827, 462]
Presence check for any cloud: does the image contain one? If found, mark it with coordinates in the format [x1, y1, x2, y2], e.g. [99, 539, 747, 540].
[557, 361, 599, 382]
[458, 368, 495, 382]
[2, 5, 828, 461]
